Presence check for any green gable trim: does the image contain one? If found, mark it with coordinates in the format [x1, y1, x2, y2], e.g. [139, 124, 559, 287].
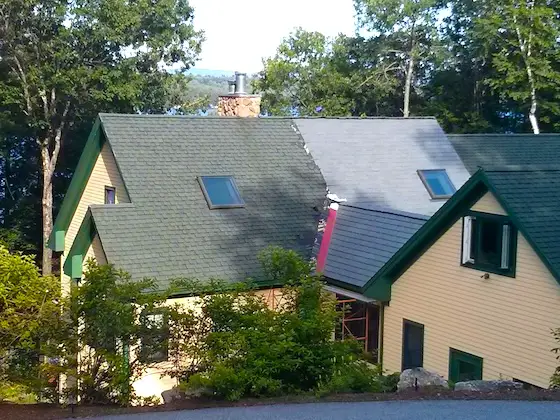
[362, 170, 489, 300]
[49, 118, 104, 251]
[362, 169, 560, 300]
[63, 211, 96, 279]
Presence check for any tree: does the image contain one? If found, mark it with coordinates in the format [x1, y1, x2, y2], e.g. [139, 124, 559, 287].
[254, 29, 400, 116]
[473, 0, 560, 133]
[0, 0, 203, 273]
[0, 245, 60, 392]
[354, 0, 442, 117]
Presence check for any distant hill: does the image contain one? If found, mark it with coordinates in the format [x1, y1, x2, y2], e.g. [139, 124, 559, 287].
[187, 68, 236, 77]
[185, 73, 256, 107]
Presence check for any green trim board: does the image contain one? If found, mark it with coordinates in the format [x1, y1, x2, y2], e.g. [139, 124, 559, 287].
[49, 118, 105, 251]
[361, 169, 560, 301]
[63, 210, 96, 279]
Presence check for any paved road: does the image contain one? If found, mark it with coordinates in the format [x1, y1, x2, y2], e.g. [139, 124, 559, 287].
[82, 400, 560, 420]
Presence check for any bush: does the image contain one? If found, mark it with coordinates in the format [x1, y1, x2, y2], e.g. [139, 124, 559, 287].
[552, 327, 560, 388]
[178, 247, 380, 401]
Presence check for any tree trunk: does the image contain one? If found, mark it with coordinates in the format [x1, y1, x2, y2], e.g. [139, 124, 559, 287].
[403, 53, 414, 118]
[528, 90, 540, 134]
[41, 144, 54, 275]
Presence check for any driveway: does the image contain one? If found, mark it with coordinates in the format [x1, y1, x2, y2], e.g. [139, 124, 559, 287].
[80, 400, 560, 420]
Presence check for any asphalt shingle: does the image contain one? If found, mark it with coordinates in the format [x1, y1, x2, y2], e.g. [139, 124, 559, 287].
[91, 115, 326, 288]
[449, 134, 560, 174]
[295, 118, 471, 216]
[323, 205, 427, 288]
[485, 170, 560, 277]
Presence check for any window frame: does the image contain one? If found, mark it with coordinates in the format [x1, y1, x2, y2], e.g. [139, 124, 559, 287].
[198, 176, 245, 209]
[417, 169, 456, 200]
[461, 211, 517, 278]
[448, 348, 483, 383]
[401, 319, 425, 371]
[139, 310, 169, 364]
[104, 186, 116, 204]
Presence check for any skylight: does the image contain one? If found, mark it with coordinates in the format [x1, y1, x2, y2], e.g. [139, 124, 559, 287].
[198, 176, 245, 209]
[417, 169, 456, 199]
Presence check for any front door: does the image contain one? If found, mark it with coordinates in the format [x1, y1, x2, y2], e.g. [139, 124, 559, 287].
[402, 319, 424, 370]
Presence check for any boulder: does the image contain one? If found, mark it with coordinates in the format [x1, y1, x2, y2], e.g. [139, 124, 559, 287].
[161, 387, 184, 404]
[397, 368, 449, 391]
[454, 380, 523, 392]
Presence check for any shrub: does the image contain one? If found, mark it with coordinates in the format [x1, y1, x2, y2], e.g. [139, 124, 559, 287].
[552, 327, 560, 388]
[178, 247, 379, 400]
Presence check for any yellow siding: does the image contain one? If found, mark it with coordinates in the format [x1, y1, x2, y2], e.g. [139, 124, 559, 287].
[61, 143, 129, 287]
[84, 234, 107, 267]
[383, 192, 560, 388]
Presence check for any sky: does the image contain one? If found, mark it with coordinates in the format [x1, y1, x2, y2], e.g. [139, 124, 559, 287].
[188, 0, 356, 74]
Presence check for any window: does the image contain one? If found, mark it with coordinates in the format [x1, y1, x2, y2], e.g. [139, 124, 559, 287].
[402, 320, 424, 371]
[105, 186, 116, 204]
[139, 312, 169, 363]
[198, 176, 244, 209]
[462, 212, 516, 276]
[417, 169, 456, 199]
[449, 349, 483, 382]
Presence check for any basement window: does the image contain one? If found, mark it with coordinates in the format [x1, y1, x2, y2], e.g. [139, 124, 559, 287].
[105, 186, 116, 204]
[417, 169, 456, 199]
[198, 176, 245, 209]
[461, 212, 517, 277]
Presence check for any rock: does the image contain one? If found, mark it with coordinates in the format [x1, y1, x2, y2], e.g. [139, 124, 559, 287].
[397, 368, 449, 391]
[161, 387, 184, 404]
[454, 380, 523, 392]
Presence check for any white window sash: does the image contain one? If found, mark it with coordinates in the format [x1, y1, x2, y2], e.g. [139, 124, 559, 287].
[501, 224, 511, 269]
[462, 216, 474, 264]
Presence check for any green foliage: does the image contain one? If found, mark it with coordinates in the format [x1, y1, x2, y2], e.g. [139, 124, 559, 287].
[173, 247, 384, 401]
[551, 327, 560, 388]
[316, 361, 398, 395]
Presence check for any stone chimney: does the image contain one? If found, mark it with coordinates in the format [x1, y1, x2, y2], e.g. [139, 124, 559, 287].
[217, 72, 261, 117]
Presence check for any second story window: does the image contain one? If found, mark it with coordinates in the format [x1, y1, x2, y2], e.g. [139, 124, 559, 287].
[418, 169, 456, 199]
[462, 212, 516, 277]
[105, 186, 116, 204]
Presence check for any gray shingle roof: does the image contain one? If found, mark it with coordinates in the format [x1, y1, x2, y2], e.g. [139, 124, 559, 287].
[92, 114, 326, 287]
[485, 170, 560, 278]
[294, 118, 471, 216]
[449, 134, 560, 174]
[323, 205, 427, 288]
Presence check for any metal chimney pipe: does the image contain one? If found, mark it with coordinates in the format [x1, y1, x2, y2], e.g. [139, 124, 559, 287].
[227, 80, 236, 94]
[234, 72, 246, 95]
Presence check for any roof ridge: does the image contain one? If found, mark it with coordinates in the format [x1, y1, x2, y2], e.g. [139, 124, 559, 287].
[341, 204, 429, 221]
[98, 113, 437, 121]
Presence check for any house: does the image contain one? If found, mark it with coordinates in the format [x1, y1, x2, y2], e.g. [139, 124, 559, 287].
[361, 168, 560, 388]
[303, 118, 471, 357]
[48, 110, 326, 399]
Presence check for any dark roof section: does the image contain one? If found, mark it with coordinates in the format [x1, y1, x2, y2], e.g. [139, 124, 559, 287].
[294, 118, 471, 216]
[485, 170, 560, 277]
[449, 134, 560, 174]
[361, 169, 560, 301]
[92, 114, 326, 288]
[323, 205, 428, 289]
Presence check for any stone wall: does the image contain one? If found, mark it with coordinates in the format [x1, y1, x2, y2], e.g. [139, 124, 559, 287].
[217, 95, 261, 117]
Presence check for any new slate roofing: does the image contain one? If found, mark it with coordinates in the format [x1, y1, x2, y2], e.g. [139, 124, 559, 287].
[295, 118, 471, 216]
[90, 114, 326, 287]
[322, 205, 428, 288]
[486, 169, 560, 278]
[449, 134, 560, 174]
